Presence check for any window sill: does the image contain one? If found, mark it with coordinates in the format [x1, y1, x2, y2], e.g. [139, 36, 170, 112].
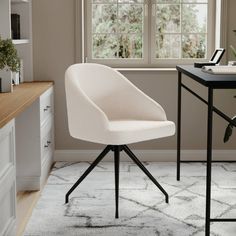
[114, 68, 177, 72]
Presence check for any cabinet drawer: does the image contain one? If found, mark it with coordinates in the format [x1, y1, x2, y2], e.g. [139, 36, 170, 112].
[41, 117, 54, 164]
[41, 129, 54, 164]
[0, 120, 15, 179]
[40, 87, 54, 126]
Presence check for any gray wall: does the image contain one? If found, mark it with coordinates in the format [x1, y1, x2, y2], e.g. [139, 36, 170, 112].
[32, 0, 236, 151]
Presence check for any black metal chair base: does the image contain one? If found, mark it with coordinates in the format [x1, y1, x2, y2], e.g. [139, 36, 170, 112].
[65, 145, 169, 218]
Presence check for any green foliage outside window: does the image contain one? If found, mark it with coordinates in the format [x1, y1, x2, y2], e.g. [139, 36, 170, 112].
[91, 0, 208, 60]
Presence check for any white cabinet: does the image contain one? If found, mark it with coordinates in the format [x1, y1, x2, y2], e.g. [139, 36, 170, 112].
[16, 87, 54, 191]
[0, 120, 16, 236]
[0, 83, 54, 236]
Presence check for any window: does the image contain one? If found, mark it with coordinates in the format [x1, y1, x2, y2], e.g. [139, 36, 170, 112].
[83, 0, 215, 67]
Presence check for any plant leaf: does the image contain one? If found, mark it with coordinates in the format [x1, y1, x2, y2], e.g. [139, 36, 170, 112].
[224, 124, 233, 143]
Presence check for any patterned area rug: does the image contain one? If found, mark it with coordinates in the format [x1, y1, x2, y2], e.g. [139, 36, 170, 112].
[24, 162, 236, 236]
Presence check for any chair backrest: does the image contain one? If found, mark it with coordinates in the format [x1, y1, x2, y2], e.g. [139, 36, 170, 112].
[65, 63, 167, 141]
[68, 63, 127, 100]
[65, 63, 142, 120]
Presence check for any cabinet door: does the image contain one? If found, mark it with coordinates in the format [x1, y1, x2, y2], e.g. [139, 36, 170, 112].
[0, 120, 15, 180]
[0, 120, 16, 236]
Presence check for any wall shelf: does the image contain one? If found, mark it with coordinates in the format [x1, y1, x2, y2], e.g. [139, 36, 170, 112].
[11, 0, 29, 3]
[13, 39, 29, 44]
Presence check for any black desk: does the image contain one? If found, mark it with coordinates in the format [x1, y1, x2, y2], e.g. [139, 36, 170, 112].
[176, 65, 236, 236]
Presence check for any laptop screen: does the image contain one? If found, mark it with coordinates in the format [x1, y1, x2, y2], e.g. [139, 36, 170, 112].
[209, 49, 225, 64]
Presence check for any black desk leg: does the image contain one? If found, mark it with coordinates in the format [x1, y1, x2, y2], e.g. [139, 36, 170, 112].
[177, 71, 182, 181]
[205, 88, 213, 236]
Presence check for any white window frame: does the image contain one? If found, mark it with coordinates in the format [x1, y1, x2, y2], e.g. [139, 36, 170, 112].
[79, 0, 218, 68]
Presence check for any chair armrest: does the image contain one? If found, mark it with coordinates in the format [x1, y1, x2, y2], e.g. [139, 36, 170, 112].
[65, 75, 109, 139]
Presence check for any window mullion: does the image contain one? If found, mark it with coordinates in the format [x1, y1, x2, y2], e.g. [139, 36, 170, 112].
[180, 1, 183, 59]
[116, 0, 119, 59]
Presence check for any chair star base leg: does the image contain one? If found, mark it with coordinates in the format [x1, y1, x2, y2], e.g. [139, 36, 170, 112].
[65, 144, 169, 218]
[114, 145, 120, 218]
[123, 145, 169, 203]
[65, 145, 112, 204]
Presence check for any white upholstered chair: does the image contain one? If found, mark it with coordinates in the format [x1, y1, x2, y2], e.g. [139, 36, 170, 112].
[65, 63, 175, 218]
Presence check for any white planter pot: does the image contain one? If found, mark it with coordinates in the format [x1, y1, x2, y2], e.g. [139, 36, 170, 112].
[228, 61, 236, 66]
[0, 68, 13, 93]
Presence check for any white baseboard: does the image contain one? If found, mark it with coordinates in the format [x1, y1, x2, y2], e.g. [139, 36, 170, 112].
[54, 149, 236, 162]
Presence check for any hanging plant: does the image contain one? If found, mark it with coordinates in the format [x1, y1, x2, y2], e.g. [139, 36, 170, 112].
[224, 31, 236, 142]
[0, 36, 20, 72]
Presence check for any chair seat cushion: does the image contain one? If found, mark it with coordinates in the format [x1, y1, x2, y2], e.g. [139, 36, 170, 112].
[104, 120, 175, 145]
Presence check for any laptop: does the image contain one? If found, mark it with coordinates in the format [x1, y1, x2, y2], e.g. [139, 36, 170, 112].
[194, 48, 225, 68]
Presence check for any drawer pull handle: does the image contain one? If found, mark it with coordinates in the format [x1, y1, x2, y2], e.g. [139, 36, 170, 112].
[43, 106, 51, 112]
[44, 141, 51, 148]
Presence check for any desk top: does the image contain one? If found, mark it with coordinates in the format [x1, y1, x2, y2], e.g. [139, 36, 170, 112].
[0, 82, 53, 129]
[176, 65, 236, 88]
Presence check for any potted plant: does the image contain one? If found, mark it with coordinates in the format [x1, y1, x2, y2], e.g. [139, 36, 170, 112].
[228, 45, 236, 66]
[0, 36, 20, 92]
[228, 30, 236, 66]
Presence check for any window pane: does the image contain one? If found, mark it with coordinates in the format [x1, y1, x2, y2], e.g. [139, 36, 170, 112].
[182, 34, 206, 58]
[118, 34, 143, 58]
[154, 1, 209, 60]
[92, 4, 117, 33]
[156, 4, 180, 33]
[118, 4, 143, 33]
[182, 4, 207, 33]
[156, 34, 181, 58]
[91, 1, 144, 60]
[92, 34, 118, 58]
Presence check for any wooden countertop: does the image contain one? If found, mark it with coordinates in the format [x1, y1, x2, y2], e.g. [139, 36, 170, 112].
[0, 82, 53, 129]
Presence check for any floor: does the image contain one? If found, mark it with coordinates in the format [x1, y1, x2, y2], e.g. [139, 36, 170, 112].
[23, 162, 236, 236]
[17, 191, 40, 236]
